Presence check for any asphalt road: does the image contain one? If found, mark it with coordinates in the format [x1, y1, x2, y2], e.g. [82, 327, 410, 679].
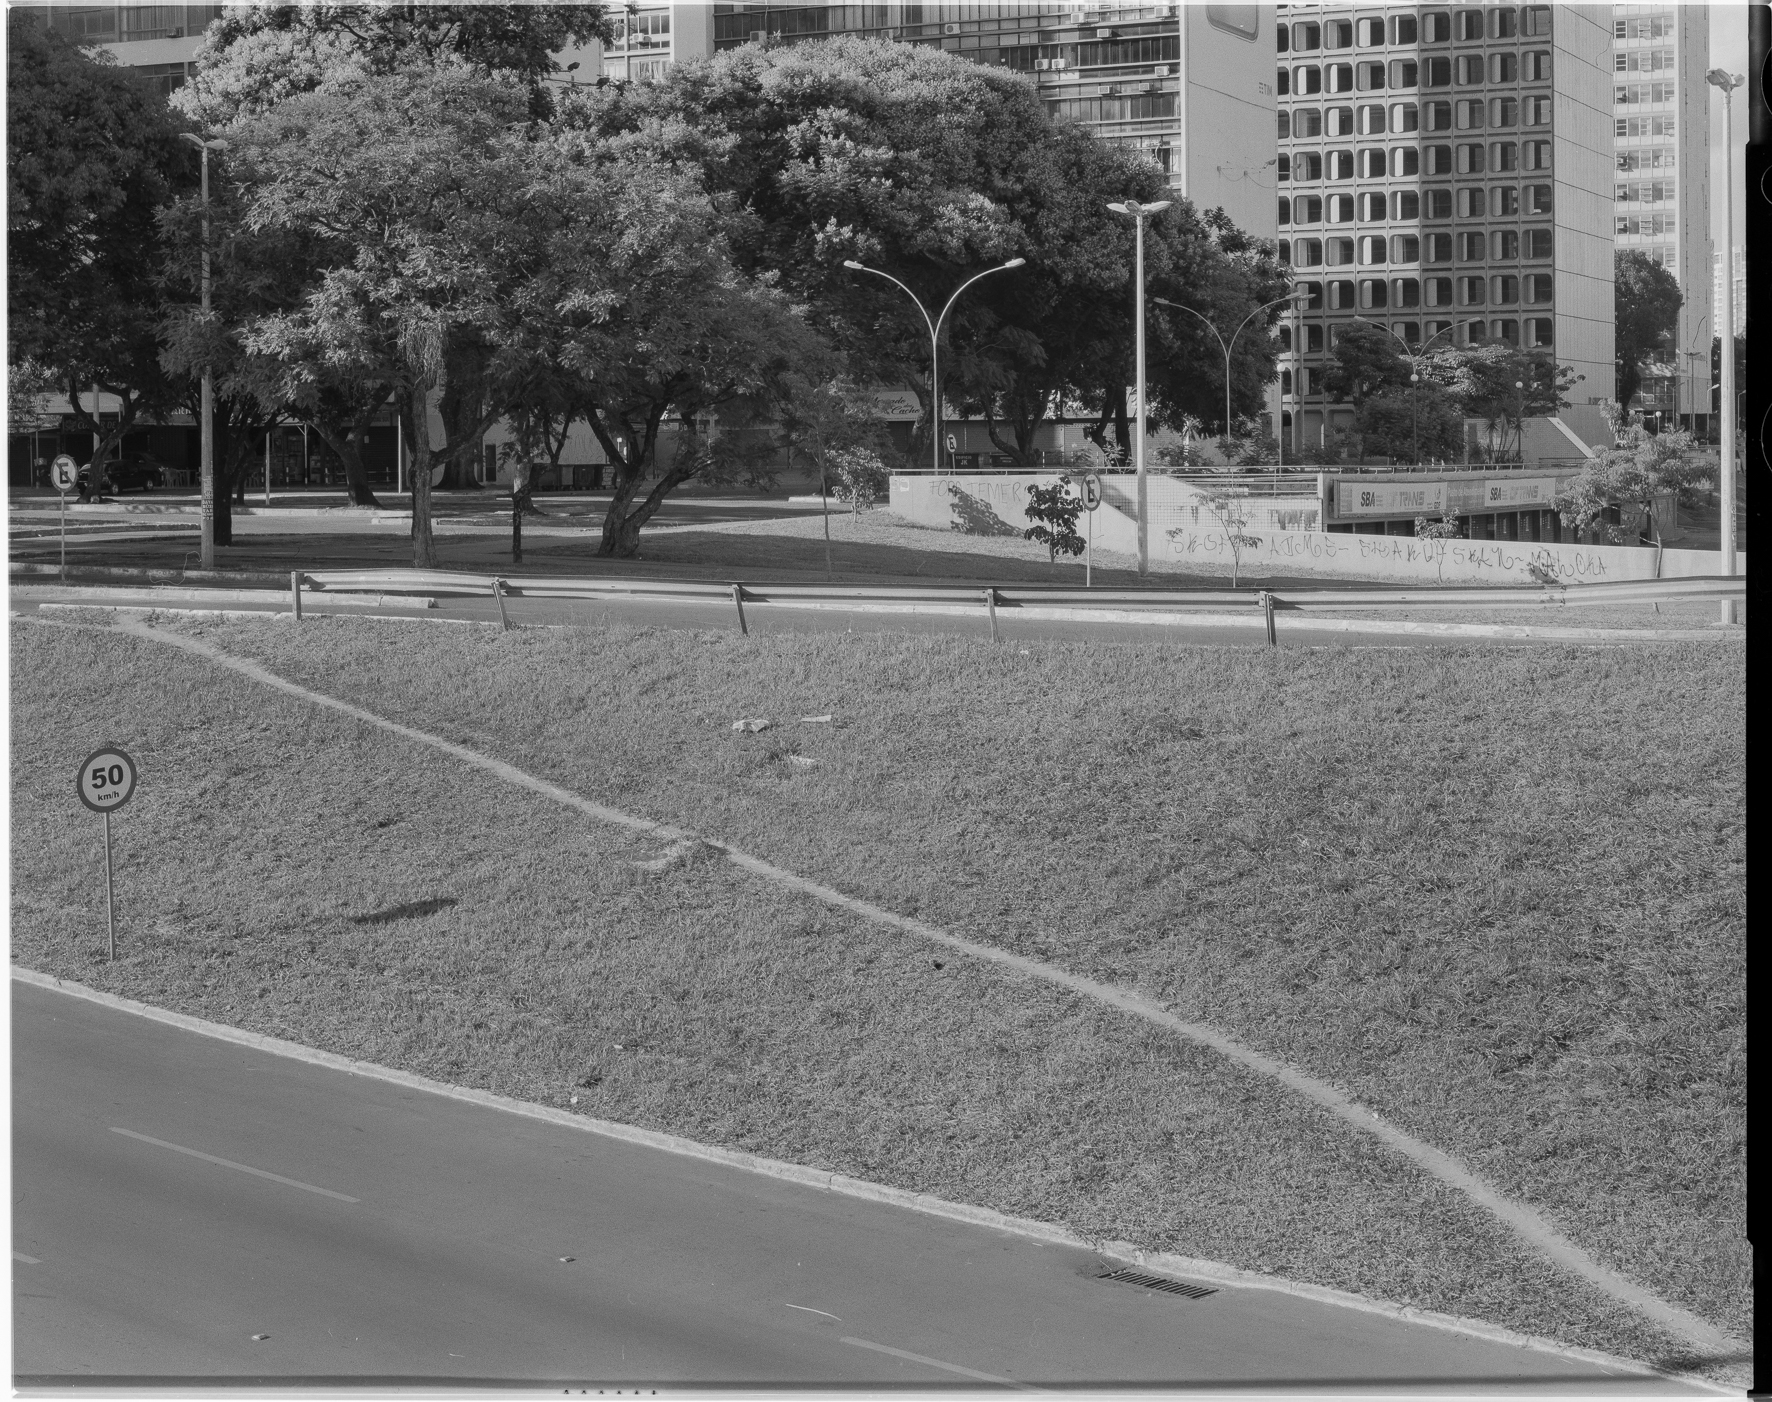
[10, 980, 1698, 1392]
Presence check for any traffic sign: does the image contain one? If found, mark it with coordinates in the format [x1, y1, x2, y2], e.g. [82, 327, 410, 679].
[1079, 471, 1102, 512]
[77, 746, 137, 814]
[945, 434, 958, 453]
[50, 454, 79, 492]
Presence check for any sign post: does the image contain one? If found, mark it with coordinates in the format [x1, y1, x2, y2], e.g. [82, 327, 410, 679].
[77, 746, 137, 962]
[944, 433, 958, 474]
[1079, 471, 1102, 587]
[51, 454, 79, 580]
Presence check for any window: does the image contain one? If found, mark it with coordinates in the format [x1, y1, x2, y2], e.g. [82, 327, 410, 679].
[1295, 64, 1324, 93]
[1459, 276, 1486, 306]
[1459, 231, 1486, 260]
[1457, 142, 1486, 173]
[1294, 195, 1324, 222]
[1425, 276, 1455, 306]
[1524, 139, 1551, 171]
[1395, 147, 1420, 176]
[1325, 149, 1353, 179]
[1356, 17, 1385, 46]
[1278, 196, 1292, 224]
[1491, 318, 1520, 345]
[1423, 56, 1451, 86]
[1491, 274, 1520, 304]
[1277, 21, 1289, 51]
[1359, 235, 1387, 264]
[1491, 97, 1518, 127]
[1358, 103, 1387, 134]
[1327, 193, 1356, 222]
[1326, 105, 1356, 135]
[1391, 278, 1421, 307]
[1494, 228, 1520, 258]
[1325, 19, 1352, 48]
[1491, 7, 1517, 38]
[1526, 317, 1554, 347]
[1277, 67, 1291, 95]
[1525, 50, 1551, 82]
[1392, 233, 1421, 261]
[1425, 232, 1453, 261]
[1357, 60, 1385, 90]
[1526, 227, 1553, 257]
[1524, 95, 1551, 125]
[1456, 54, 1484, 85]
[1456, 98, 1485, 128]
[1393, 321, 1422, 344]
[1295, 151, 1324, 180]
[1359, 192, 1387, 220]
[1493, 185, 1519, 216]
[1294, 107, 1324, 137]
[1277, 239, 1291, 264]
[1325, 236, 1355, 264]
[1425, 188, 1453, 219]
[1456, 10, 1484, 42]
[1281, 368, 1293, 395]
[1205, 5, 1259, 40]
[1525, 273, 1553, 304]
[1457, 188, 1487, 219]
[1616, 147, 1674, 174]
[1303, 322, 1324, 350]
[1422, 12, 1451, 43]
[1360, 277, 1389, 308]
[1425, 100, 1452, 131]
[1299, 281, 1325, 310]
[1294, 238, 1324, 266]
[1425, 144, 1453, 174]
[1463, 319, 1488, 345]
[1491, 141, 1519, 172]
[1291, 20, 1320, 50]
[1522, 5, 1550, 37]
[1389, 59, 1419, 88]
[1525, 184, 1552, 215]
[1278, 153, 1291, 181]
[1278, 110, 1291, 139]
[1390, 101, 1419, 132]
[1491, 52, 1518, 84]
[1392, 14, 1418, 45]
[1328, 279, 1357, 310]
[1327, 63, 1354, 92]
[1360, 148, 1387, 179]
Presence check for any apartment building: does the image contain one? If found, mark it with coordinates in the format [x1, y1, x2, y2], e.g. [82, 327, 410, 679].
[22, 5, 224, 92]
[1610, 3, 1712, 433]
[1274, 3, 1615, 455]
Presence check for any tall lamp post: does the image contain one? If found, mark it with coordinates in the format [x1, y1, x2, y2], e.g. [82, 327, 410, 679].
[1107, 199, 1171, 574]
[1350, 316, 1457, 464]
[842, 258, 1026, 475]
[1153, 289, 1309, 457]
[1681, 315, 1709, 436]
[181, 133, 228, 570]
[1706, 67, 1744, 615]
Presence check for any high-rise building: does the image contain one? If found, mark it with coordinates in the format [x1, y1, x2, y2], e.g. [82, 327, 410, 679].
[1274, 3, 1616, 455]
[1610, 4, 1711, 431]
[1712, 247, 1745, 337]
[21, 5, 225, 92]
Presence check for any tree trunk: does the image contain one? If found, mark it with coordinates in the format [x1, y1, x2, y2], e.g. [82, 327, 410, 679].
[404, 385, 437, 569]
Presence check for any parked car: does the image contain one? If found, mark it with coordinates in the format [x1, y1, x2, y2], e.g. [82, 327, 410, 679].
[76, 455, 168, 495]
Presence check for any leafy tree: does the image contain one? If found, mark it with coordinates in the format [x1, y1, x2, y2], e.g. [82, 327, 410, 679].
[1555, 420, 1714, 545]
[7, 12, 191, 488]
[1439, 345, 1579, 461]
[1182, 488, 1262, 587]
[1356, 385, 1466, 462]
[1022, 482, 1085, 562]
[1414, 506, 1462, 540]
[829, 446, 892, 518]
[1323, 322, 1412, 409]
[1615, 250, 1683, 410]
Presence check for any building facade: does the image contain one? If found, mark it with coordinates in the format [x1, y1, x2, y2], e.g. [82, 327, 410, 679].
[1273, 3, 1616, 456]
[1610, 3, 1711, 432]
[23, 5, 224, 91]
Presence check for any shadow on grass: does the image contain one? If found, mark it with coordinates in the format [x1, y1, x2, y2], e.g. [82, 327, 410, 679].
[351, 896, 459, 925]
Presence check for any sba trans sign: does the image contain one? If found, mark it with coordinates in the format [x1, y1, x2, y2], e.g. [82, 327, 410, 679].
[1336, 482, 1446, 519]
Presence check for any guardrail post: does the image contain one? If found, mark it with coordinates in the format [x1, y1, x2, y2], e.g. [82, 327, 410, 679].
[492, 577, 511, 631]
[1260, 590, 1276, 646]
[732, 583, 748, 635]
[290, 571, 302, 621]
[985, 586, 999, 642]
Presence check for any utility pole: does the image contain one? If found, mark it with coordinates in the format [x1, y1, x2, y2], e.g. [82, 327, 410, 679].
[1706, 67, 1743, 620]
[181, 134, 228, 569]
[1107, 199, 1172, 574]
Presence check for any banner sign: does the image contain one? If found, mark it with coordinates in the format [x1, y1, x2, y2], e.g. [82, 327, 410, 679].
[1335, 481, 1446, 518]
[1480, 477, 1560, 509]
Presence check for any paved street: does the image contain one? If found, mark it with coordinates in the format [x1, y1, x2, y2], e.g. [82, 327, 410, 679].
[11, 979, 1701, 1391]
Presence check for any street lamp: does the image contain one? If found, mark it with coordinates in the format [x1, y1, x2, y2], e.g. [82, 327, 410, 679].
[842, 257, 1026, 476]
[1350, 316, 1457, 464]
[1153, 289, 1308, 460]
[1706, 66, 1744, 611]
[181, 133, 228, 569]
[1514, 379, 1526, 464]
[1107, 198, 1170, 574]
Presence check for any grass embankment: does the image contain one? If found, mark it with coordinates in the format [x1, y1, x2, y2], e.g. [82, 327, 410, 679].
[8, 618, 1745, 1375]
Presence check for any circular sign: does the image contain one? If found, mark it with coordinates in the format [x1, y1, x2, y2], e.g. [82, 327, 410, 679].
[945, 434, 958, 453]
[1080, 471, 1103, 512]
[51, 455, 79, 492]
[77, 746, 137, 814]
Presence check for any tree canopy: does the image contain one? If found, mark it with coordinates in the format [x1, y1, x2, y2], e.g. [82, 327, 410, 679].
[1614, 250, 1683, 410]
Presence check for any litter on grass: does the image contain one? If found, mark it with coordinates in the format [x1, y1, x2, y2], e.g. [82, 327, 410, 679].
[732, 718, 771, 732]
[788, 755, 819, 768]
[800, 714, 833, 723]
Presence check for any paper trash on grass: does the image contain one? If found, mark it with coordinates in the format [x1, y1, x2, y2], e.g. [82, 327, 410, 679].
[799, 714, 833, 723]
[788, 755, 819, 768]
[732, 718, 771, 732]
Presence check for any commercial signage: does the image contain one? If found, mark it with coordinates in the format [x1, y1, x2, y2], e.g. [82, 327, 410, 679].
[1335, 481, 1446, 518]
[868, 390, 922, 421]
[1480, 477, 1559, 509]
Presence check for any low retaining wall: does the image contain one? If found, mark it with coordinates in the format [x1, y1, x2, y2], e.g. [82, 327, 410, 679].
[889, 473, 1744, 586]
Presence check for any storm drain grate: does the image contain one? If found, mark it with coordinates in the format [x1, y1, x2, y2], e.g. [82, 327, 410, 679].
[1097, 1267, 1217, 1299]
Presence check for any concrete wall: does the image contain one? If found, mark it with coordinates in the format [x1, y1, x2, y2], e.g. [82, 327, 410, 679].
[1552, 5, 1618, 419]
[891, 472, 1324, 536]
[1181, 4, 1279, 239]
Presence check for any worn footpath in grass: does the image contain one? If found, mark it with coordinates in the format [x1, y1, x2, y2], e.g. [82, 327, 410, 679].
[7, 618, 1746, 1375]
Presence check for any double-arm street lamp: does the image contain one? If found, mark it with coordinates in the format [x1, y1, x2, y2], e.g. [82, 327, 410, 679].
[1153, 289, 1310, 460]
[181, 132, 228, 569]
[842, 257, 1026, 475]
[1349, 316, 1457, 465]
[1106, 199, 1169, 574]
[1706, 66, 1744, 613]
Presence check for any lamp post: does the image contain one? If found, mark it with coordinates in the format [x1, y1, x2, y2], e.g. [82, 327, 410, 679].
[1107, 198, 1171, 574]
[1514, 379, 1526, 465]
[1350, 316, 1457, 464]
[843, 257, 1026, 475]
[1681, 315, 1709, 436]
[1154, 289, 1309, 458]
[180, 133, 228, 569]
[1707, 67, 1744, 613]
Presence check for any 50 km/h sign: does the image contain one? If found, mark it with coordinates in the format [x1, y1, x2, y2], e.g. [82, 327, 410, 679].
[77, 746, 137, 962]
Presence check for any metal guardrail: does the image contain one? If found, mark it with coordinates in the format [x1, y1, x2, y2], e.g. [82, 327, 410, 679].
[291, 569, 1746, 643]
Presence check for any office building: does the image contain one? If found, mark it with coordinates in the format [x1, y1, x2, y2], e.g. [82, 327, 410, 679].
[1274, 3, 1616, 455]
[1611, 3, 1712, 432]
[21, 5, 223, 91]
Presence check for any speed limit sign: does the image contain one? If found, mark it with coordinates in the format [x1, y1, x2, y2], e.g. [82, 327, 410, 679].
[77, 746, 136, 813]
[51, 454, 79, 493]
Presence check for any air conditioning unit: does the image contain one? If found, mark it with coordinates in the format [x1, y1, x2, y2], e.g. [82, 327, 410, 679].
[1141, 82, 1158, 93]
[943, 22, 960, 34]
[1106, 83, 1122, 94]
[1034, 58, 1050, 70]
[1052, 57, 1069, 70]
[749, 30, 766, 43]
[1154, 65, 1171, 75]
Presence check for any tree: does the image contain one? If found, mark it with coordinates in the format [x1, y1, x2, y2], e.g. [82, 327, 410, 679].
[1323, 322, 1412, 410]
[1615, 250, 1683, 411]
[829, 447, 893, 518]
[1182, 488, 1262, 587]
[1022, 482, 1085, 562]
[1357, 384, 1466, 462]
[1439, 345, 1579, 461]
[7, 12, 192, 489]
[1555, 419, 1714, 545]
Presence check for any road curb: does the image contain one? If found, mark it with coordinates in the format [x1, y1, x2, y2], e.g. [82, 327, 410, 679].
[8, 965, 1735, 1394]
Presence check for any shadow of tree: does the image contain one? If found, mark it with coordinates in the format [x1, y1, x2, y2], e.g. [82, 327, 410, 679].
[947, 486, 1022, 538]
